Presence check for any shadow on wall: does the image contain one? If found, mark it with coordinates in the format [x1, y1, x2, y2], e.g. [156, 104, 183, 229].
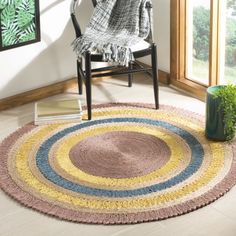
[0, 0, 92, 99]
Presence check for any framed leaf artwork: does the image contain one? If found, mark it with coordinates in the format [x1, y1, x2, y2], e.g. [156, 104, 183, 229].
[0, 0, 40, 51]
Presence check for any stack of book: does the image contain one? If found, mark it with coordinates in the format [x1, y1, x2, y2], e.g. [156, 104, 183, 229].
[34, 99, 83, 125]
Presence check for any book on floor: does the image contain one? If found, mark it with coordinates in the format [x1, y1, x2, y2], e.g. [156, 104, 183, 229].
[34, 99, 83, 125]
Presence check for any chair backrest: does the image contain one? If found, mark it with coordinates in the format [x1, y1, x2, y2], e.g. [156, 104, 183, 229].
[71, 0, 153, 42]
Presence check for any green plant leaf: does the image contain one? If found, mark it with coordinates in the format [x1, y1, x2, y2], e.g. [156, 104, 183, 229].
[17, 9, 34, 29]
[214, 84, 236, 140]
[18, 22, 36, 43]
[17, 0, 35, 15]
[18, 31, 35, 42]
[0, 0, 15, 5]
[1, 5, 16, 27]
[0, 3, 7, 10]
[2, 22, 19, 46]
[14, 0, 24, 8]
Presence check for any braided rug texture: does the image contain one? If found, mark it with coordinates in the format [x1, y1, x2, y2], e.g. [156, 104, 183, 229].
[0, 103, 236, 224]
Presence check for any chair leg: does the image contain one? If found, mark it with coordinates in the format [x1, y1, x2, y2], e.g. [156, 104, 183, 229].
[85, 51, 92, 120]
[128, 62, 133, 87]
[77, 60, 83, 95]
[151, 43, 159, 109]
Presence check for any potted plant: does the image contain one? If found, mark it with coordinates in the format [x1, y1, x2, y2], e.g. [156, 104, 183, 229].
[205, 84, 236, 141]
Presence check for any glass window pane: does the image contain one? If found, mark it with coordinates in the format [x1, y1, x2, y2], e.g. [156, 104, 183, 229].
[220, 0, 236, 84]
[186, 0, 211, 85]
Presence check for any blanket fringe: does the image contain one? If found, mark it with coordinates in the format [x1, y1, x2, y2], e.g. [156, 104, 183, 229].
[72, 37, 135, 67]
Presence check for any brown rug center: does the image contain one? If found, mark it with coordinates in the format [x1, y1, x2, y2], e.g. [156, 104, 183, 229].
[69, 131, 171, 178]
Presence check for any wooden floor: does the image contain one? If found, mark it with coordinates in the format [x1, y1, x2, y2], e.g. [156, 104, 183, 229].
[1, 74, 236, 236]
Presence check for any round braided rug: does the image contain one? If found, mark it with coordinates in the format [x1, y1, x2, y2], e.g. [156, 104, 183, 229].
[0, 103, 236, 224]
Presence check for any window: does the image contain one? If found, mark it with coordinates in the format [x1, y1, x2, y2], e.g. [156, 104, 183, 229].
[186, 0, 211, 85]
[171, 0, 236, 98]
[220, 0, 236, 84]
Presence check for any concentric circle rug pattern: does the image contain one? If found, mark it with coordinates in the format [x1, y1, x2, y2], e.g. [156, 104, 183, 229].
[0, 103, 236, 224]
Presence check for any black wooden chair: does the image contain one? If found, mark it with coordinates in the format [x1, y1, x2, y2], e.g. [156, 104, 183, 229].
[70, 0, 159, 120]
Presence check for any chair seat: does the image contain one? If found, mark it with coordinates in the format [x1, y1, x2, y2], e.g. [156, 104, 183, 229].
[90, 40, 151, 55]
[82, 40, 151, 70]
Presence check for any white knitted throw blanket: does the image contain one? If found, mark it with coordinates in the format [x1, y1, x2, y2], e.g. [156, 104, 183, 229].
[72, 0, 152, 66]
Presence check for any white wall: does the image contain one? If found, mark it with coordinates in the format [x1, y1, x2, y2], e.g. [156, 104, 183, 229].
[141, 0, 170, 72]
[0, 0, 170, 99]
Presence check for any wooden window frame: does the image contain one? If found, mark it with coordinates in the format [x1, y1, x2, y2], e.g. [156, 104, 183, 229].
[170, 0, 222, 99]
